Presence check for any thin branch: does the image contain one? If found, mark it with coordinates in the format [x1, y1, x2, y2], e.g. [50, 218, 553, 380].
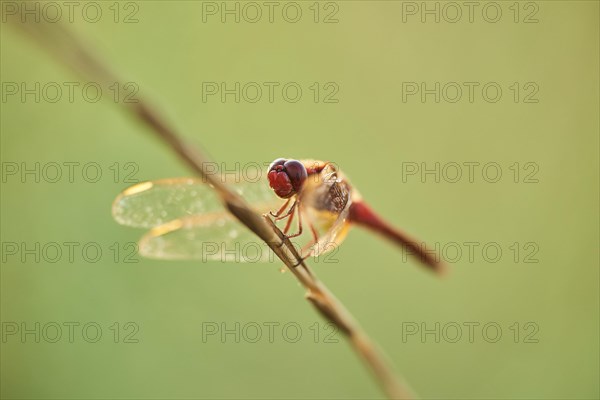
[8, 17, 416, 399]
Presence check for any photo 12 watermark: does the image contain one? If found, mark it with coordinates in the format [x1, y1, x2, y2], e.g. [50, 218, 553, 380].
[1, 161, 140, 184]
[201, 321, 340, 343]
[200, 1, 340, 24]
[401, 241, 540, 265]
[401, 82, 539, 104]
[400, 321, 540, 344]
[400, 2, 540, 24]
[1, 241, 140, 264]
[1, 1, 140, 24]
[1, 321, 140, 343]
[1, 81, 140, 104]
[201, 81, 340, 104]
[400, 162, 540, 184]
[196, 161, 342, 184]
[194, 240, 340, 264]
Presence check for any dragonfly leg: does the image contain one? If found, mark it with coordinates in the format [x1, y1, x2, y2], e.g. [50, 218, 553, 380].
[274, 200, 297, 221]
[299, 220, 319, 256]
[269, 198, 291, 218]
[292, 252, 313, 268]
[309, 220, 319, 243]
[283, 202, 297, 234]
[287, 205, 304, 238]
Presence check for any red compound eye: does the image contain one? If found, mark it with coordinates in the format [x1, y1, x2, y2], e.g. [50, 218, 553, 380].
[283, 160, 307, 192]
[268, 158, 287, 171]
[267, 158, 307, 198]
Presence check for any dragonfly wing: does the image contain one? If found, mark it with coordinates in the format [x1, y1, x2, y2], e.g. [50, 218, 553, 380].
[298, 162, 353, 257]
[138, 212, 276, 262]
[309, 204, 351, 257]
[112, 177, 280, 229]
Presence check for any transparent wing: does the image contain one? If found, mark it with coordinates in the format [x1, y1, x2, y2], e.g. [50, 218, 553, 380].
[113, 177, 282, 262]
[138, 213, 277, 262]
[299, 162, 353, 258]
[306, 202, 352, 257]
[112, 177, 279, 229]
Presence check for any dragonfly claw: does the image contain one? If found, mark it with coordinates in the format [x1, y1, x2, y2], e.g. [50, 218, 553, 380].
[292, 253, 312, 268]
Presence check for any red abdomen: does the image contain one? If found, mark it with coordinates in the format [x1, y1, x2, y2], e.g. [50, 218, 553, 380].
[348, 201, 446, 274]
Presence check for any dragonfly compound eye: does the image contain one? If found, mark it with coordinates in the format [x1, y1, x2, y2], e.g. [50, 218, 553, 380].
[267, 158, 307, 198]
[268, 158, 287, 171]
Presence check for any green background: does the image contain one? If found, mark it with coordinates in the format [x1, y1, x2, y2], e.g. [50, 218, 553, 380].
[1, 1, 598, 399]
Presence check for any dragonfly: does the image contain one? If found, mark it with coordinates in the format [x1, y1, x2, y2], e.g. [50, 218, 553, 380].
[112, 158, 445, 274]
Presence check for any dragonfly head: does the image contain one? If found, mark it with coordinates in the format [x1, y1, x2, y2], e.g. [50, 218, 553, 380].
[267, 158, 307, 198]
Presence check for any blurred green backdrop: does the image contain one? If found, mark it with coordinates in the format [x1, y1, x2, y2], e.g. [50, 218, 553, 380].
[1, 1, 598, 399]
